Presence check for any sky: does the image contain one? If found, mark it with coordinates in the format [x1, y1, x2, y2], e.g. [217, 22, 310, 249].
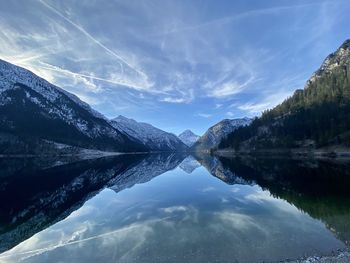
[0, 0, 350, 135]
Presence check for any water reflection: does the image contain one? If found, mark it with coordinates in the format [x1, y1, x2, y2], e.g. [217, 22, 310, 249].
[215, 155, 350, 247]
[0, 154, 349, 262]
[179, 155, 201, 174]
[0, 153, 186, 253]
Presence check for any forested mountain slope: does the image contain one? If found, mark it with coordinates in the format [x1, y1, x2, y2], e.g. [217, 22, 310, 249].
[219, 39, 350, 152]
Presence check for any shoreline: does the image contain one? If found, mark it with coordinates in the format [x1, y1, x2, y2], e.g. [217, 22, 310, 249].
[0, 150, 187, 159]
[214, 148, 350, 159]
[285, 249, 350, 263]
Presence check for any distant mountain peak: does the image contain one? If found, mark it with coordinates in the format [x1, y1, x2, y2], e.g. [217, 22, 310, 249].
[178, 129, 200, 147]
[181, 129, 194, 134]
[179, 129, 197, 137]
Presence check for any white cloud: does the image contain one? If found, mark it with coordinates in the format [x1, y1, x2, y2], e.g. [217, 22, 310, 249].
[237, 102, 271, 114]
[207, 75, 255, 98]
[215, 211, 266, 233]
[160, 97, 186, 103]
[209, 81, 245, 98]
[226, 111, 234, 117]
[160, 206, 188, 213]
[196, 113, 212, 118]
[39, 0, 149, 79]
[235, 84, 296, 115]
[0, 1, 155, 99]
[202, 186, 216, 192]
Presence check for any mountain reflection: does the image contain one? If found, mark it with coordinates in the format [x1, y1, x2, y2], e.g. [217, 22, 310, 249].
[0, 153, 187, 253]
[179, 155, 201, 174]
[109, 153, 187, 193]
[196, 154, 350, 246]
[1, 154, 350, 262]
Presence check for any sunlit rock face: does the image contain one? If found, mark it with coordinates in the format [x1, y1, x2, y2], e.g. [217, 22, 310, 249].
[308, 39, 350, 85]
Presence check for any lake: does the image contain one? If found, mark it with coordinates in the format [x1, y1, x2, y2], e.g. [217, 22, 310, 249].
[0, 154, 349, 262]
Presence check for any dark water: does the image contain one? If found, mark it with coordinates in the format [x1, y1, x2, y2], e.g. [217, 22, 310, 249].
[0, 154, 350, 263]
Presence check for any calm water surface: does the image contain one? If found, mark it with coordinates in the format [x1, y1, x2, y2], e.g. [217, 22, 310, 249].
[0, 154, 349, 262]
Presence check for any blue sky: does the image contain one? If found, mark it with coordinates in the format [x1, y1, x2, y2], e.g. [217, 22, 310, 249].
[0, 0, 349, 135]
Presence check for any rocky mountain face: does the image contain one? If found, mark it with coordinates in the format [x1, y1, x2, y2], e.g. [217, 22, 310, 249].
[111, 115, 188, 152]
[178, 129, 200, 147]
[191, 118, 252, 152]
[218, 39, 350, 152]
[0, 59, 147, 153]
[309, 39, 350, 85]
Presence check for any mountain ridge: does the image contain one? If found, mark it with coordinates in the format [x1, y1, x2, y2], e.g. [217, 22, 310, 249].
[111, 115, 188, 151]
[0, 59, 147, 153]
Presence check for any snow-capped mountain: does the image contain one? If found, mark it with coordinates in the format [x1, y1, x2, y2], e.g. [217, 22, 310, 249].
[178, 129, 200, 146]
[191, 118, 252, 152]
[0, 59, 146, 153]
[110, 115, 188, 151]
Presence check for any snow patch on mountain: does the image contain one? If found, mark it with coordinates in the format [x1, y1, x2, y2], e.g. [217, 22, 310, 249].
[0, 59, 120, 139]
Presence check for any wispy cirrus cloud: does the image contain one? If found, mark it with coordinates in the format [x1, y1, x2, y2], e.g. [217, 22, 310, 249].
[0, 0, 349, 134]
[235, 90, 294, 115]
[151, 2, 327, 37]
[207, 77, 254, 98]
[38, 0, 150, 81]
